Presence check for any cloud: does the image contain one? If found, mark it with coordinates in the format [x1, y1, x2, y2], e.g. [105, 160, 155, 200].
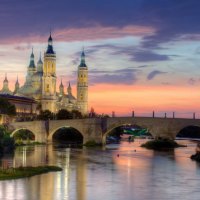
[89, 44, 170, 62]
[161, 82, 171, 85]
[0, 0, 199, 49]
[0, 25, 155, 44]
[112, 46, 170, 62]
[87, 68, 139, 85]
[133, 50, 170, 62]
[188, 78, 196, 85]
[140, 1, 200, 48]
[14, 44, 31, 51]
[147, 70, 167, 80]
[137, 65, 152, 68]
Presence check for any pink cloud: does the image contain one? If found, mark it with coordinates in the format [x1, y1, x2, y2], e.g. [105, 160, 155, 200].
[0, 25, 155, 44]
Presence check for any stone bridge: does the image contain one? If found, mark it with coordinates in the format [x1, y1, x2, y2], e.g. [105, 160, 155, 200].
[8, 117, 200, 144]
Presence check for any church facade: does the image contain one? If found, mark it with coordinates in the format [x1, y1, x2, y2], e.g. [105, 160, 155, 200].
[0, 34, 88, 115]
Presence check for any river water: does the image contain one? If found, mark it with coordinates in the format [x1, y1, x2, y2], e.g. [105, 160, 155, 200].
[0, 140, 199, 200]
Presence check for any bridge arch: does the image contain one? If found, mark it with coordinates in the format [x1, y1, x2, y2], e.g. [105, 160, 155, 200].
[48, 126, 84, 144]
[102, 123, 152, 144]
[11, 128, 36, 138]
[10, 128, 36, 142]
[176, 125, 200, 139]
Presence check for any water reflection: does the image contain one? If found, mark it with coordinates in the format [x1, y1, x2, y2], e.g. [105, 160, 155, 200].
[0, 140, 199, 200]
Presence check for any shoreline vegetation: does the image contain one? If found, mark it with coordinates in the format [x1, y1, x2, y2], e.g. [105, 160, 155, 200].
[0, 166, 62, 181]
[141, 138, 186, 150]
[83, 140, 102, 147]
[0, 126, 15, 157]
[191, 153, 200, 162]
[15, 141, 46, 146]
[191, 143, 200, 162]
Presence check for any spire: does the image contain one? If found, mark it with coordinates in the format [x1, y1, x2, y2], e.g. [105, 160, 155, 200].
[79, 47, 87, 67]
[59, 78, 64, 95]
[0, 73, 12, 95]
[60, 78, 64, 87]
[14, 75, 20, 95]
[48, 31, 52, 44]
[40, 51, 42, 60]
[16, 75, 19, 84]
[31, 47, 33, 55]
[37, 52, 43, 73]
[38, 52, 43, 64]
[67, 81, 72, 95]
[46, 32, 55, 54]
[4, 73, 8, 83]
[29, 48, 36, 68]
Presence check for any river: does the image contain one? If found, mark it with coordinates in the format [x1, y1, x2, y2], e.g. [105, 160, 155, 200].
[0, 139, 199, 200]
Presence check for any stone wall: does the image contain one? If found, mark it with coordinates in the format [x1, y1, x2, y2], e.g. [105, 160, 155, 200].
[9, 117, 200, 144]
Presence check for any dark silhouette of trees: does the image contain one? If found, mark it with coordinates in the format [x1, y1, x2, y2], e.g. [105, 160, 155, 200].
[0, 125, 15, 156]
[38, 109, 83, 120]
[0, 98, 16, 116]
[56, 109, 83, 120]
[38, 110, 53, 120]
[13, 129, 35, 141]
[71, 110, 82, 119]
[56, 109, 72, 120]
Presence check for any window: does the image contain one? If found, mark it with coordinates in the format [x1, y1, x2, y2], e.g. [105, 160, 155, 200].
[46, 84, 50, 92]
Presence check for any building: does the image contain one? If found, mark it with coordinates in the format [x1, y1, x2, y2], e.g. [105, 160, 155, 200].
[0, 94, 38, 122]
[0, 33, 88, 115]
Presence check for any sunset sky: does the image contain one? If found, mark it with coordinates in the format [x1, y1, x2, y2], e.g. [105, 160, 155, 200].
[0, 0, 200, 117]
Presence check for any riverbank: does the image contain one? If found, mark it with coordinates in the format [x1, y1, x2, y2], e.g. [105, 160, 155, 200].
[15, 141, 46, 146]
[141, 139, 186, 150]
[0, 166, 62, 180]
[83, 140, 102, 147]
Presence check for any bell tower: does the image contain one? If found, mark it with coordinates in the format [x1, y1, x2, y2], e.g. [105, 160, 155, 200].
[77, 48, 88, 115]
[41, 33, 57, 113]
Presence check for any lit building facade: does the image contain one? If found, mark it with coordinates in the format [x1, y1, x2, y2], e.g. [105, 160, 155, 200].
[0, 34, 89, 115]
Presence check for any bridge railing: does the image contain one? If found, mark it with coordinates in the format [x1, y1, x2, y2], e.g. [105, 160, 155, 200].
[110, 111, 200, 119]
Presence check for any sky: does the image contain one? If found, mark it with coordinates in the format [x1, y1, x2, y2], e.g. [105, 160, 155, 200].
[0, 0, 200, 117]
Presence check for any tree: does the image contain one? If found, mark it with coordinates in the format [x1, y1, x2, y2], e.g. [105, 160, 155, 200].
[7, 104, 16, 116]
[0, 98, 16, 116]
[0, 125, 15, 155]
[13, 129, 35, 141]
[0, 126, 6, 140]
[71, 110, 82, 119]
[38, 110, 53, 120]
[56, 109, 72, 120]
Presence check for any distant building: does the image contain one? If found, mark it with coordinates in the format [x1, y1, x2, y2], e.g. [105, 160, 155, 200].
[0, 94, 37, 121]
[0, 33, 89, 115]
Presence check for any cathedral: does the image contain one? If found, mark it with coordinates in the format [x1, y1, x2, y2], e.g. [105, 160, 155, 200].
[0, 34, 88, 115]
